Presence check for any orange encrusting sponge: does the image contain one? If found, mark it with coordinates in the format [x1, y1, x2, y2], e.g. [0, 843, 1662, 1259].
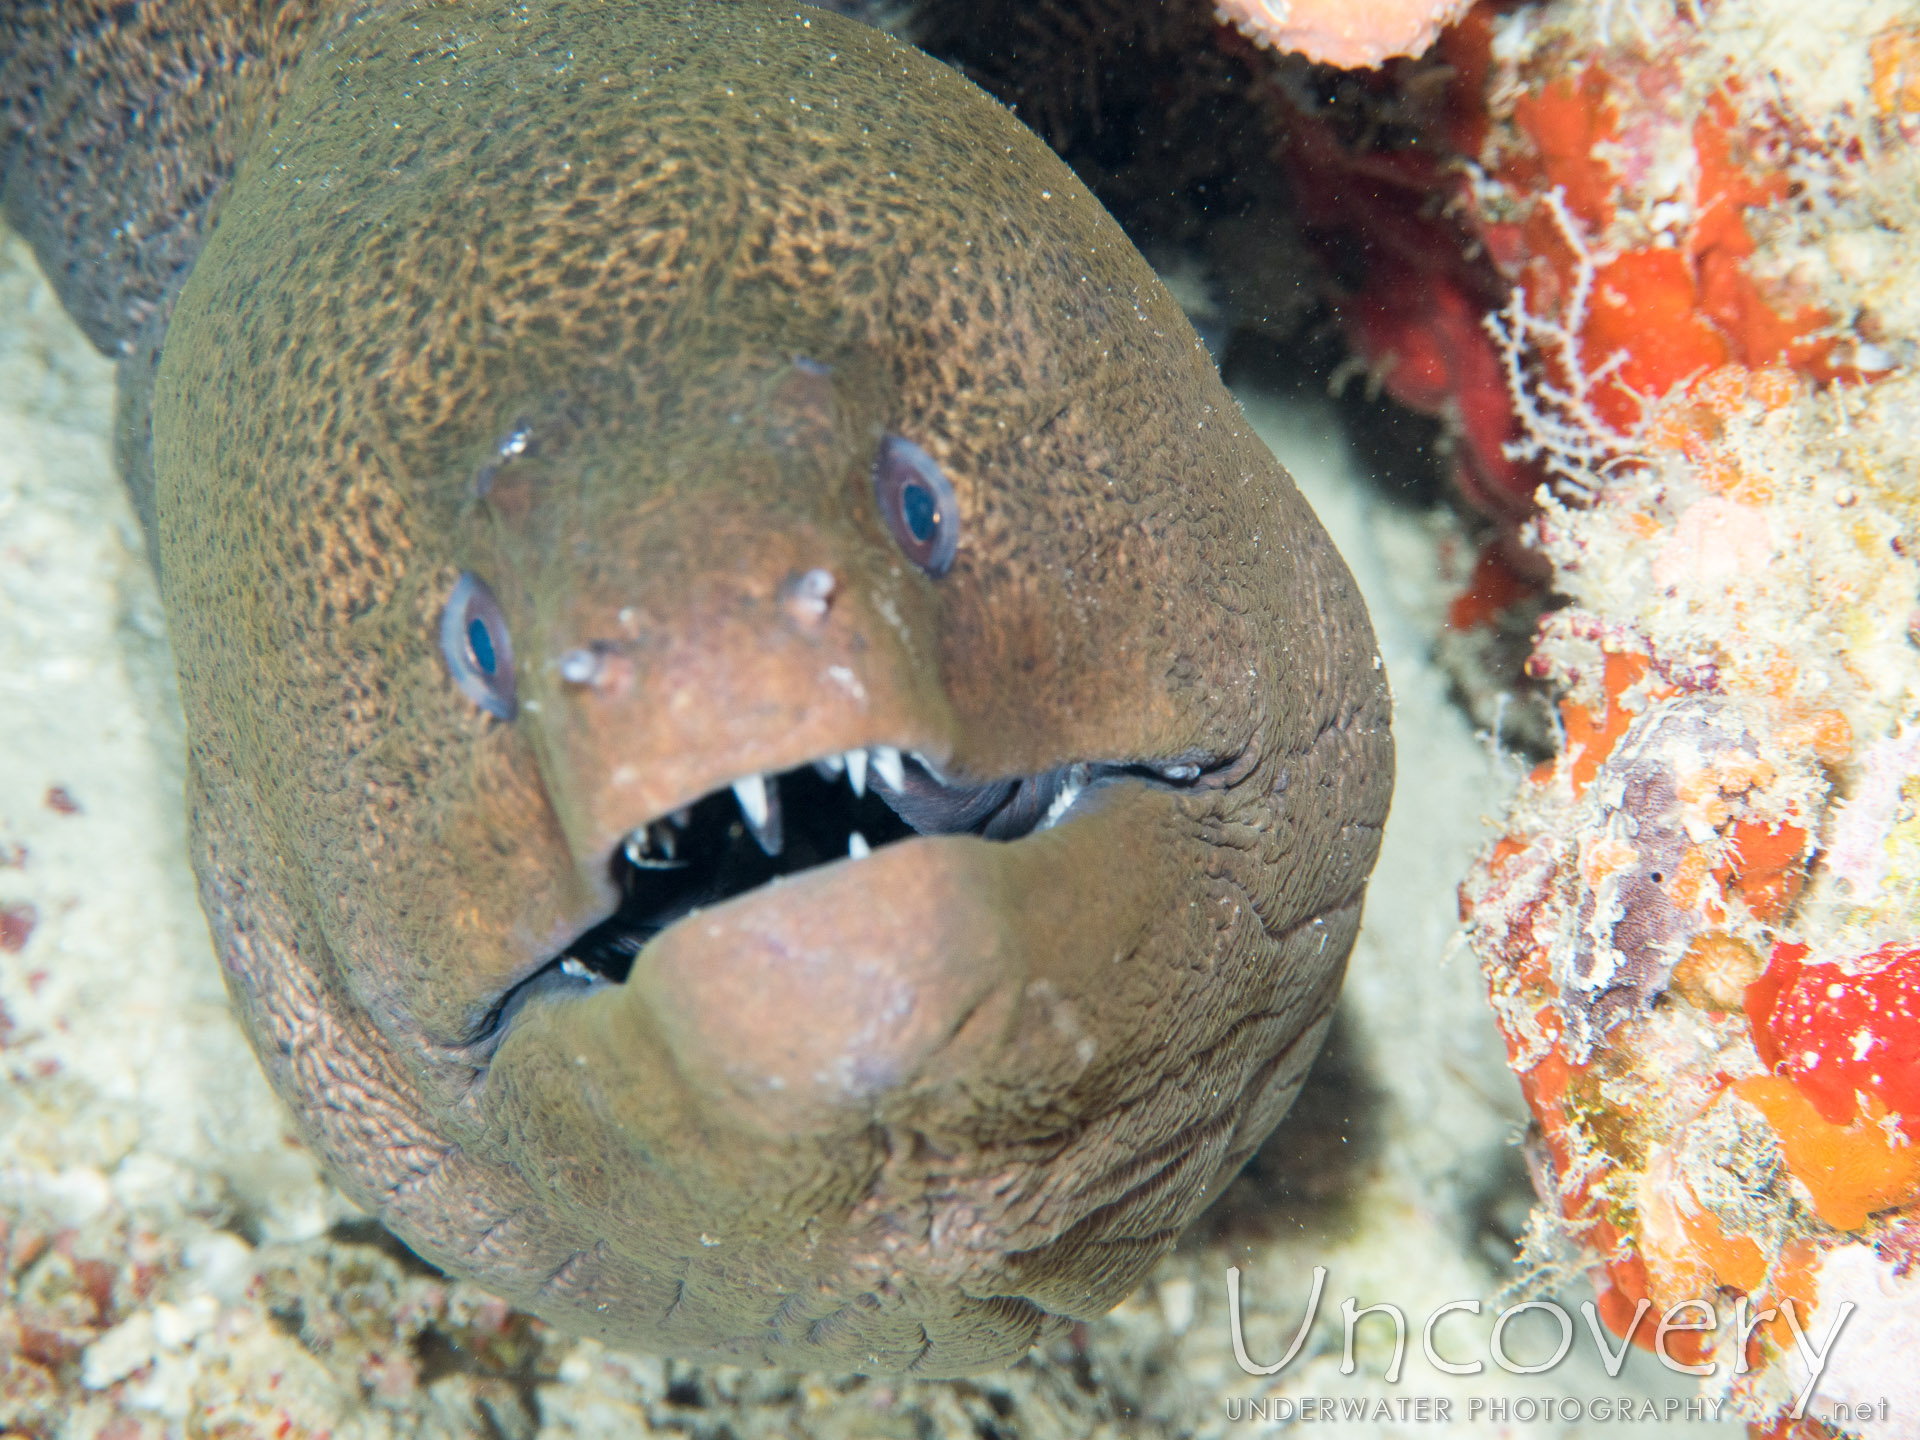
[1504, 74, 1837, 431]
[1734, 1078, 1920, 1230]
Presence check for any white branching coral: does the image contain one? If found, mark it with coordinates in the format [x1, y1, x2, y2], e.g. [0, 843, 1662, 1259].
[1485, 189, 1647, 499]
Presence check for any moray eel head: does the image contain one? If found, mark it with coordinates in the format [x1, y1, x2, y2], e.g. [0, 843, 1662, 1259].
[152, 0, 1391, 1373]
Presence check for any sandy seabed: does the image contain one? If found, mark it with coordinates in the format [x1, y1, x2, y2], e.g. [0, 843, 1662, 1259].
[0, 224, 1727, 1437]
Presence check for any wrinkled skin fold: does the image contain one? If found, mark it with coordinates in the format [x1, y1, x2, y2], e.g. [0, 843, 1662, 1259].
[3, 0, 1392, 1373]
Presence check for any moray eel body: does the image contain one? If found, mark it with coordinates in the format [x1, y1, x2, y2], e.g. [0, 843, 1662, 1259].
[3, 0, 1391, 1372]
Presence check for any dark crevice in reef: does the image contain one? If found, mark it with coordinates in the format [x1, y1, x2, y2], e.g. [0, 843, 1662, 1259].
[1185, 1006, 1387, 1246]
[330, 1216, 448, 1279]
[909, 0, 1324, 356]
[1217, 319, 1452, 507]
[1466, 1136, 1546, 1277]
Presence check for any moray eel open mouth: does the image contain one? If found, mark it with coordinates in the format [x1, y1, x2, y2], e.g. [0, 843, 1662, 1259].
[556, 749, 1213, 984]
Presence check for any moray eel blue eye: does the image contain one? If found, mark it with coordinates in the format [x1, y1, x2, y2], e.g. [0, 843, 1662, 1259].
[873, 434, 959, 578]
[900, 482, 937, 543]
[439, 572, 517, 720]
[466, 617, 497, 674]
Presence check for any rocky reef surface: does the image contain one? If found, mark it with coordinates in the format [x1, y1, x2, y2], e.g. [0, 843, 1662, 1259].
[1454, 3, 1920, 1435]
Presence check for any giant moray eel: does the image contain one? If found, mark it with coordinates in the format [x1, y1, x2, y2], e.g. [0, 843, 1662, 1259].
[2, 0, 1392, 1373]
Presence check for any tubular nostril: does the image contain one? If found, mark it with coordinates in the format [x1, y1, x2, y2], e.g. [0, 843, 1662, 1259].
[782, 567, 837, 626]
[556, 640, 638, 696]
[558, 647, 603, 685]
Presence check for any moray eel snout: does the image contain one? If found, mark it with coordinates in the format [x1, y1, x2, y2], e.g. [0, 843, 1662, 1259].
[6, 0, 1392, 1375]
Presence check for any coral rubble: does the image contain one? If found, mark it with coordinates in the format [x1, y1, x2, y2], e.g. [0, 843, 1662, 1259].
[1453, 1, 1920, 1433]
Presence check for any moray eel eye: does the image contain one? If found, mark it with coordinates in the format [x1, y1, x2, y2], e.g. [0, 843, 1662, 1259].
[873, 434, 959, 577]
[439, 572, 517, 720]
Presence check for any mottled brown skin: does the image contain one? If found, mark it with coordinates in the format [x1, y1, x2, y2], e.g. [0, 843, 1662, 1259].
[3, 0, 1391, 1372]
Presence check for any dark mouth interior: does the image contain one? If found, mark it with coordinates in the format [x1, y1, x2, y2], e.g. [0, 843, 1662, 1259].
[555, 750, 1206, 985]
[561, 762, 919, 981]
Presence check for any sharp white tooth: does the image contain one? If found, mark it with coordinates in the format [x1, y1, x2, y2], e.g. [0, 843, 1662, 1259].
[1041, 764, 1090, 831]
[845, 749, 868, 797]
[733, 774, 769, 830]
[624, 819, 687, 869]
[870, 744, 905, 792]
[848, 830, 871, 859]
[814, 754, 846, 781]
[734, 773, 783, 856]
[560, 957, 593, 981]
[1042, 782, 1082, 829]
[910, 750, 947, 784]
